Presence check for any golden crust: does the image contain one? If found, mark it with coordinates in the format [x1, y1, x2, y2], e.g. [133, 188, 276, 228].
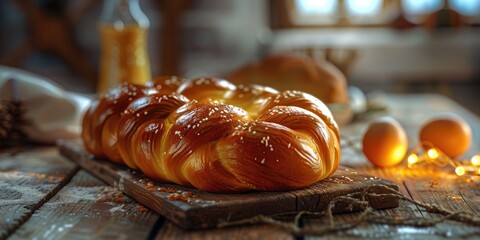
[82, 76, 340, 192]
[82, 83, 154, 162]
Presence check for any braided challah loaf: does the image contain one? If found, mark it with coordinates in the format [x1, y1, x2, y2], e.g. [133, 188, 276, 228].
[82, 77, 340, 192]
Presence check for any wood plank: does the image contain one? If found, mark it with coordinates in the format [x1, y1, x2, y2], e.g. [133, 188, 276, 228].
[358, 167, 413, 200]
[401, 176, 480, 238]
[291, 167, 399, 213]
[458, 182, 480, 215]
[302, 168, 425, 239]
[403, 177, 476, 214]
[303, 201, 435, 240]
[0, 148, 78, 239]
[58, 140, 399, 230]
[155, 222, 294, 240]
[10, 170, 160, 239]
[303, 169, 480, 239]
[367, 166, 480, 238]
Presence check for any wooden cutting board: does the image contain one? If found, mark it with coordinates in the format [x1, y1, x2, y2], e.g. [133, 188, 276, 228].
[58, 140, 399, 230]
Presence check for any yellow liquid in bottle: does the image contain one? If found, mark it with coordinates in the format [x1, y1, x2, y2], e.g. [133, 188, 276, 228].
[98, 24, 151, 94]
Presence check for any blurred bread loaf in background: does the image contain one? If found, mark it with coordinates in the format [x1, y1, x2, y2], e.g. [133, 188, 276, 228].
[227, 54, 352, 124]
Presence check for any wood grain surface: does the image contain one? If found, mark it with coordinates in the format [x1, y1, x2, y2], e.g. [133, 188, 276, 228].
[58, 140, 399, 230]
[0, 148, 78, 239]
[10, 170, 160, 240]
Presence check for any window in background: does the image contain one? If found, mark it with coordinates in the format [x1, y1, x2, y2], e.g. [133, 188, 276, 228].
[293, 0, 390, 26]
[293, 0, 338, 24]
[345, 0, 384, 23]
[296, 0, 337, 15]
[402, 0, 480, 24]
[451, 0, 480, 16]
[288, 0, 480, 27]
[402, 0, 443, 15]
[402, 0, 443, 23]
[346, 0, 382, 16]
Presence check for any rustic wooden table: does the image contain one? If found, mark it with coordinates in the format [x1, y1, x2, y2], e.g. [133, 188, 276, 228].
[1, 94, 479, 239]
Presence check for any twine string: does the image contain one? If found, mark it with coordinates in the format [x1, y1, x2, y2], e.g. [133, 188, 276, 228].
[218, 184, 480, 236]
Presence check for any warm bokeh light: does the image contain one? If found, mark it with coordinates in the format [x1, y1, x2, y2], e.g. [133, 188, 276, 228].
[471, 154, 480, 166]
[407, 153, 418, 165]
[455, 166, 466, 176]
[408, 144, 479, 177]
[427, 148, 439, 160]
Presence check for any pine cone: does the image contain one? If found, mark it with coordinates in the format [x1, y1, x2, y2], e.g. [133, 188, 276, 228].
[0, 99, 29, 147]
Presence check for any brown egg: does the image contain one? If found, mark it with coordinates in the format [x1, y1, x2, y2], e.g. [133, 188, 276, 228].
[362, 117, 408, 167]
[420, 114, 472, 158]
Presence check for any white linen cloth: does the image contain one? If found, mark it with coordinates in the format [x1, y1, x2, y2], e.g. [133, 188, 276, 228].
[0, 66, 91, 143]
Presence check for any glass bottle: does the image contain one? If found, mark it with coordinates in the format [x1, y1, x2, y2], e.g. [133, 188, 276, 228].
[97, 0, 151, 95]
